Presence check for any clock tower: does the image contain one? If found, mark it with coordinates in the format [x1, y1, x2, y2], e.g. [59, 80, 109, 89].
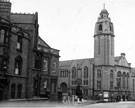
[94, 6, 115, 66]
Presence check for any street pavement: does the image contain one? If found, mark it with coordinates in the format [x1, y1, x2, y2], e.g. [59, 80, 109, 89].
[0, 99, 96, 107]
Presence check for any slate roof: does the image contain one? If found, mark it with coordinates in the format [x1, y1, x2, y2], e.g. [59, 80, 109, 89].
[59, 60, 74, 67]
[59, 56, 124, 68]
[59, 58, 94, 67]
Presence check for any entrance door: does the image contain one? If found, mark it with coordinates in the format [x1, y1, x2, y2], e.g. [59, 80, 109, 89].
[0, 89, 3, 101]
[51, 80, 56, 94]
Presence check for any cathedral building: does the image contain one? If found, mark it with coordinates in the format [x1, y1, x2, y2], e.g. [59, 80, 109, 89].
[0, 0, 59, 101]
[58, 7, 134, 101]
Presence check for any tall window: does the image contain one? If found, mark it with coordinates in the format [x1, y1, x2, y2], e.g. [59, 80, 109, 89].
[97, 69, 101, 78]
[117, 71, 121, 77]
[83, 80, 88, 85]
[34, 53, 42, 69]
[17, 36, 22, 50]
[110, 81, 113, 89]
[11, 83, 16, 99]
[14, 56, 22, 75]
[83, 89, 88, 96]
[99, 24, 102, 31]
[0, 29, 5, 43]
[127, 73, 129, 89]
[72, 67, 76, 78]
[110, 70, 113, 78]
[52, 62, 56, 73]
[17, 84, 22, 98]
[84, 66, 88, 78]
[123, 72, 126, 89]
[97, 81, 101, 90]
[42, 58, 48, 71]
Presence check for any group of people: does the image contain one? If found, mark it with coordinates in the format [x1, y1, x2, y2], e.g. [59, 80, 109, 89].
[58, 85, 83, 103]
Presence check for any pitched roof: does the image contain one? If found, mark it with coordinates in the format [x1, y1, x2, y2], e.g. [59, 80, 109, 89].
[59, 60, 74, 67]
[59, 58, 94, 67]
[38, 36, 51, 48]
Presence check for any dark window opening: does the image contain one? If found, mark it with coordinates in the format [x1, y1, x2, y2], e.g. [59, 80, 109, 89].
[34, 53, 42, 69]
[99, 24, 102, 31]
[11, 83, 16, 99]
[17, 84, 22, 98]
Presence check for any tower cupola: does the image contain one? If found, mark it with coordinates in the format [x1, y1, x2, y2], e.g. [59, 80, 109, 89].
[0, 0, 11, 20]
[94, 4, 114, 36]
[100, 4, 109, 19]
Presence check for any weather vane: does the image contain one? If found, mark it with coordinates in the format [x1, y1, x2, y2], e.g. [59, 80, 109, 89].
[103, 3, 105, 9]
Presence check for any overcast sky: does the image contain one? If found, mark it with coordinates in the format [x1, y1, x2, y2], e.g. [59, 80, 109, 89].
[10, 0, 135, 67]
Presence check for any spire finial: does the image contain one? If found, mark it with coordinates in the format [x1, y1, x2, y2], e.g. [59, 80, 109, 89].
[103, 3, 105, 9]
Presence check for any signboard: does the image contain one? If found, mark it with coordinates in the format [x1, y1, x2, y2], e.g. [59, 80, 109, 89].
[103, 92, 109, 98]
[103, 92, 109, 102]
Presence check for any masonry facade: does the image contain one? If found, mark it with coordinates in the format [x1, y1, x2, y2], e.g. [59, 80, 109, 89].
[0, 0, 59, 101]
[58, 7, 135, 101]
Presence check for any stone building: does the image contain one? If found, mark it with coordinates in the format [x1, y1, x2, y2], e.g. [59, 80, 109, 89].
[0, 0, 59, 101]
[131, 68, 135, 100]
[58, 7, 133, 101]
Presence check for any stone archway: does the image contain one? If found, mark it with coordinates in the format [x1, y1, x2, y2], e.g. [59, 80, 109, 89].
[60, 82, 67, 93]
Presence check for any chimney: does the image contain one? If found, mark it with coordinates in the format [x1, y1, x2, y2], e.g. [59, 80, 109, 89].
[121, 53, 125, 58]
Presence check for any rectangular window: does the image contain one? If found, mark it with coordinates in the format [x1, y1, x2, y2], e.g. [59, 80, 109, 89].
[17, 36, 22, 50]
[0, 29, 5, 43]
[110, 81, 113, 89]
[84, 89, 88, 96]
[97, 69, 101, 78]
[97, 81, 101, 90]
[52, 62, 56, 73]
[42, 58, 48, 71]
[34, 53, 42, 69]
[83, 80, 88, 85]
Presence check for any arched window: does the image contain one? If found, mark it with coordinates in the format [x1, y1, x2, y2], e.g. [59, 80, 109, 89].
[14, 56, 22, 75]
[11, 83, 16, 99]
[99, 24, 102, 31]
[17, 84, 22, 98]
[117, 71, 121, 77]
[72, 67, 76, 78]
[84, 66, 88, 78]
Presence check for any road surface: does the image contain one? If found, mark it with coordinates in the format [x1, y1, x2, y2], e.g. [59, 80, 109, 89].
[82, 101, 135, 108]
[0, 100, 135, 108]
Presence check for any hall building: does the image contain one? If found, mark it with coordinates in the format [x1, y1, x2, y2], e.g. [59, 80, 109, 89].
[0, 0, 59, 101]
[58, 7, 135, 101]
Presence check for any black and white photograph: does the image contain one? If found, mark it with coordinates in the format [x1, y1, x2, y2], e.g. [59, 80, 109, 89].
[0, 0, 135, 107]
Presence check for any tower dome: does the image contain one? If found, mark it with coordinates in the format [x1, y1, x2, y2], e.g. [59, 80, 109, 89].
[0, 0, 11, 20]
[100, 8, 109, 15]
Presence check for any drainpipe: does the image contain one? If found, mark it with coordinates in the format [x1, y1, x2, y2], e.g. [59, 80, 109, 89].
[92, 64, 95, 99]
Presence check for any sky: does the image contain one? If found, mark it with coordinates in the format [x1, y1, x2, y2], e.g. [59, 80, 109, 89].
[10, 0, 135, 67]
